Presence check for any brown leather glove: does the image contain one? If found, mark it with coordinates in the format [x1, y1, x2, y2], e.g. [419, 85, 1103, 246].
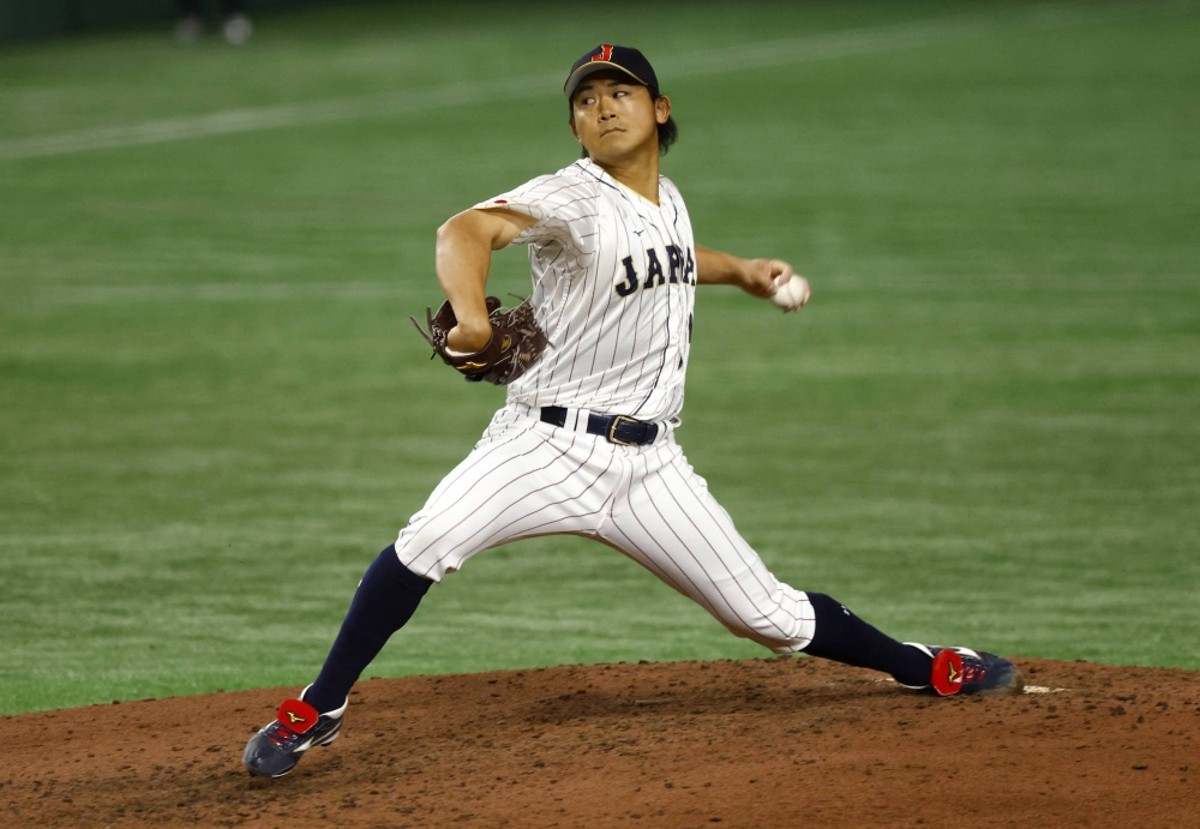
[411, 296, 548, 385]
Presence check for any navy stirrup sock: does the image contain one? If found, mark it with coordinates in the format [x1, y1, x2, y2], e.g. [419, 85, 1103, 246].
[802, 592, 932, 688]
[305, 545, 431, 712]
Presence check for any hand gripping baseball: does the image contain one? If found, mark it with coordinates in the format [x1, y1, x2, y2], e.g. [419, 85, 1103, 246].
[411, 296, 549, 385]
[770, 272, 811, 312]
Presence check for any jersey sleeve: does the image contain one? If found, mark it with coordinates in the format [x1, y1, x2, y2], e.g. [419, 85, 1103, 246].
[473, 173, 596, 248]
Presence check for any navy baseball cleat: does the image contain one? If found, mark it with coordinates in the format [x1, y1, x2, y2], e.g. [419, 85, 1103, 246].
[904, 643, 1024, 696]
[243, 687, 347, 778]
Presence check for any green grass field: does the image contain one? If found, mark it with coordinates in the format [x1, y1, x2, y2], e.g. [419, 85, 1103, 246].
[2, 0, 1198, 715]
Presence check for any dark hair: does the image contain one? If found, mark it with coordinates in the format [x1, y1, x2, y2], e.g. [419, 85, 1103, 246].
[569, 96, 679, 158]
[657, 115, 678, 155]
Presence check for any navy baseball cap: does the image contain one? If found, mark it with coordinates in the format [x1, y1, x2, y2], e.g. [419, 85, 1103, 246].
[564, 44, 660, 99]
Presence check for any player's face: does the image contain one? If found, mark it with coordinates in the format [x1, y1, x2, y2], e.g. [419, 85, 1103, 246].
[570, 74, 670, 165]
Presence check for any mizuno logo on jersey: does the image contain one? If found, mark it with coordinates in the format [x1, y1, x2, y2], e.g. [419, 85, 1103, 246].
[615, 245, 695, 297]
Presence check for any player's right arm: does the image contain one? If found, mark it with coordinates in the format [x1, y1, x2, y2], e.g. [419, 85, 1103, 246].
[435, 208, 537, 352]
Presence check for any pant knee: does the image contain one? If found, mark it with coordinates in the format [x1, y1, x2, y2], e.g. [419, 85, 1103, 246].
[717, 594, 814, 655]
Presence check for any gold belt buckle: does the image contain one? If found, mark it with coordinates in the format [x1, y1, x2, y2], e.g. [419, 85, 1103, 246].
[607, 415, 641, 446]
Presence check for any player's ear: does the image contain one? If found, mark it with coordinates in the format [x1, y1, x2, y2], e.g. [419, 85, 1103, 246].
[654, 95, 671, 126]
[568, 114, 581, 143]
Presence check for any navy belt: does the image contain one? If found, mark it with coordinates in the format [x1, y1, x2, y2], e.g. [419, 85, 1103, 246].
[540, 406, 660, 446]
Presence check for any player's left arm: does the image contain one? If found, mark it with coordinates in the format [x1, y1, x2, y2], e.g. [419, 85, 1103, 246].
[695, 245, 811, 307]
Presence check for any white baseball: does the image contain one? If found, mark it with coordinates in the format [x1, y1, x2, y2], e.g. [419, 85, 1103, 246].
[770, 274, 810, 312]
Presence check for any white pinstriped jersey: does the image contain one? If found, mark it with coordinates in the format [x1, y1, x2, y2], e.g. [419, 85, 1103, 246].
[394, 156, 817, 655]
[475, 158, 697, 423]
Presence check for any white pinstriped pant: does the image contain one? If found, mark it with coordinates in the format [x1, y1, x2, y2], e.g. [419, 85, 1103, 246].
[394, 404, 816, 654]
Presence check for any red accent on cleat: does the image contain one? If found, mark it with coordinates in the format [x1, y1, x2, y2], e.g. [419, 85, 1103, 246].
[931, 648, 965, 696]
[275, 698, 320, 734]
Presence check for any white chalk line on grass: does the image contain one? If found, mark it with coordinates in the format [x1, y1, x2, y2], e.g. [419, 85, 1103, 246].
[0, 78, 549, 162]
[41, 280, 404, 305]
[0, 4, 1115, 163]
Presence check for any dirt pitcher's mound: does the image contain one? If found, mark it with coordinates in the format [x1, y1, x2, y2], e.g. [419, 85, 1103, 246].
[2, 657, 1195, 828]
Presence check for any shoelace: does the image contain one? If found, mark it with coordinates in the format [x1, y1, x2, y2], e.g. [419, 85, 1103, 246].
[960, 657, 988, 685]
[264, 720, 304, 749]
